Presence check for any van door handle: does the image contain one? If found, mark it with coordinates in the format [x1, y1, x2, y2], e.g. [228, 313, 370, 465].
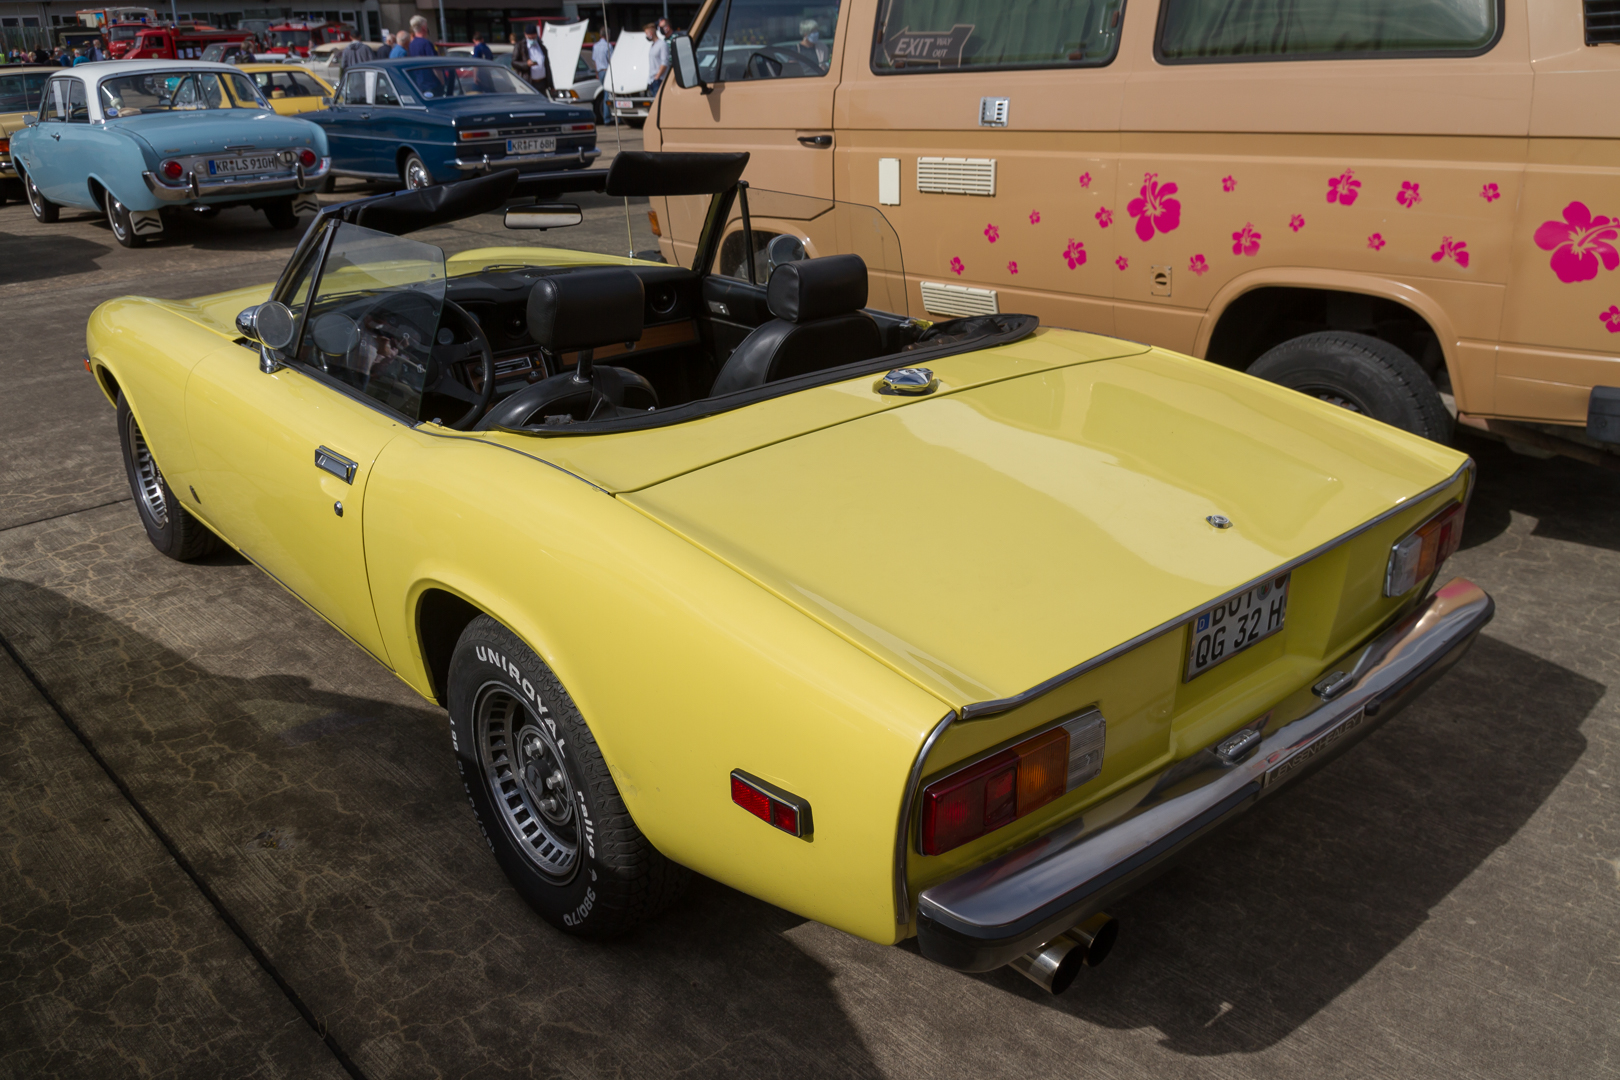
[315, 446, 357, 483]
[797, 134, 832, 148]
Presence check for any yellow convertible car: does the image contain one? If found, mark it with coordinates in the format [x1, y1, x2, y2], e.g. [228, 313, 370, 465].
[86, 156, 1493, 994]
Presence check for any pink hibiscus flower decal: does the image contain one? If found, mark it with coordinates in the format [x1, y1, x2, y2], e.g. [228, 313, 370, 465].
[1029, 210, 1041, 225]
[1289, 214, 1305, 232]
[1326, 169, 1361, 206]
[984, 223, 1000, 243]
[1078, 171, 1092, 188]
[1431, 236, 1470, 269]
[1063, 239, 1086, 269]
[1189, 253, 1209, 276]
[1115, 256, 1129, 271]
[1602, 306, 1620, 333]
[1368, 233, 1386, 250]
[1535, 201, 1620, 283]
[1008, 260, 1019, 275]
[1397, 181, 1422, 209]
[950, 256, 965, 276]
[1222, 175, 1236, 193]
[1095, 206, 1113, 228]
[1481, 183, 1501, 203]
[1232, 223, 1262, 257]
[1126, 172, 1182, 242]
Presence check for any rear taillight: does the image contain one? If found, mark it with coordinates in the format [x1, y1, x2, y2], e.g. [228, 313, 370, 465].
[730, 770, 812, 839]
[459, 129, 492, 141]
[1385, 500, 1465, 596]
[298, 147, 316, 167]
[920, 711, 1104, 856]
[569, 122, 594, 131]
[161, 159, 183, 180]
[0, 138, 10, 155]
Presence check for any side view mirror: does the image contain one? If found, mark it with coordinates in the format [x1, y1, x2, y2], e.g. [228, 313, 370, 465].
[23, 114, 38, 126]
[320, 95, 334, 106]
[670, 32, 703, 91]
[504, 203, 583, 231]
[765, 233, 806, 277]
[236, 301, 297, 353]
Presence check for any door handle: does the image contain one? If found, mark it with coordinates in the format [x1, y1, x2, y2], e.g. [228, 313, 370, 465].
[315, 446, 357, 483]
[359, 111, 370, 120]
[50, 132, 60, 140]
[797, 133, 832, 148]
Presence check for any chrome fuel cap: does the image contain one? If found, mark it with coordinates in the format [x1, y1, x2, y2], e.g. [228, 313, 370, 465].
[877, 366, 938, 395]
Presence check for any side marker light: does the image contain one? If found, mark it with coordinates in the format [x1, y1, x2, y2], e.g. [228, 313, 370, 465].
[730, 769, 812, 840]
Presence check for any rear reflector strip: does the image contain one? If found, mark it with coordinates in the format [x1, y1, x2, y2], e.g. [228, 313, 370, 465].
[730, 769, 813, 840]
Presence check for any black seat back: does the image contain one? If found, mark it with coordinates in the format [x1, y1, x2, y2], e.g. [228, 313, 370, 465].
[527, 267, 645, 351]
[709, 254, 885, 397]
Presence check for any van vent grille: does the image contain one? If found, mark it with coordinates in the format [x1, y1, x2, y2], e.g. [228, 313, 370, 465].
[1586, 0, 1620, 43]
[917, 157, 996, 196]
[920, 281, 999, 318]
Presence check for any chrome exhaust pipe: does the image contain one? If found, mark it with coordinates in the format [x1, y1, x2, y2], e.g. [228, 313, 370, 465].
[1006, 913, 1118, 995]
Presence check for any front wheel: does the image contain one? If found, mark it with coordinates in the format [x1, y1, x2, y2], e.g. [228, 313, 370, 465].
[24, 169, 59, 223]
[1247, 331, 1453, 443]
[116, 393, 222, 561]
[447, 616, 689, 937]
[401, 152, 432, 191]
[104, 189, 146, 248]
[262, 197, 298, 230]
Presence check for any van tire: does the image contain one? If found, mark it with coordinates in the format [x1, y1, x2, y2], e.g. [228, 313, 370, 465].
[1247, 331, 1453, 443]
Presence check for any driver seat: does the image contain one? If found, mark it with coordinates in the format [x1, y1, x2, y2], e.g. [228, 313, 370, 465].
[709, 254, 884, 397]
[476, 269, 659, 429]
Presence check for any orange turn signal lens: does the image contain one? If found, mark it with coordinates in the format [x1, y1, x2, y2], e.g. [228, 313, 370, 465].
[1385, 500, 1465, 596]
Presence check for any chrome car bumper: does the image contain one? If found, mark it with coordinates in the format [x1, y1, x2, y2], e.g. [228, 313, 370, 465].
[141, 158, 330, 202]
[915, 576, 1495, 972]
[453, 147, 601, 173]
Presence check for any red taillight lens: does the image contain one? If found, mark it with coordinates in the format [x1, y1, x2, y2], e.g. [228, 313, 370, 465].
[569, 122, 595, 131]
[730, 770, 812, 839]
[298, 147, 316, 167]
[921, 725, 1083, 856]
[0, 138, 10, 155]
[1385, 500, 1465, 596]
[161, 159, 183, 180]
[459, 129, 492, 141]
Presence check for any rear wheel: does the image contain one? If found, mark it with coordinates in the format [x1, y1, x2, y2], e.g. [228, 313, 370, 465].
[104, 189, 146, 248]
[401, 152, 432, 191]
[24, 169, 58, 223]
[263, 197, 298, 230]
[1247, 331, 1453, 442]
[447, 616, 689, 937]
[117, 393, 222, 561]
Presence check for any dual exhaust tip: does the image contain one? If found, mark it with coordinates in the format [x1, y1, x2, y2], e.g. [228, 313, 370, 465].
[1007, 913, 1118, 995]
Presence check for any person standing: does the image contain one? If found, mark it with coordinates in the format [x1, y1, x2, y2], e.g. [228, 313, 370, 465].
[389, 29, 409, 58]
[515, 25, 549, 93]
[644, 22, 667, 95]
[589, 30, 614, 123]
[470, 31, 492, 60]
[406, 15, 435, 57]
[338, 34, 375, 71]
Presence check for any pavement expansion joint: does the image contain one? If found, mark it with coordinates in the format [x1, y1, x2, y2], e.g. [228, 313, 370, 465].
[1, 496, 133, 535]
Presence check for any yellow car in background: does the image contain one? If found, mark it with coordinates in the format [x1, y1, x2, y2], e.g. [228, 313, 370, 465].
[238, 63, 333, 115]
[83, 157, 1495, 996]
[0, 67, 54, 202]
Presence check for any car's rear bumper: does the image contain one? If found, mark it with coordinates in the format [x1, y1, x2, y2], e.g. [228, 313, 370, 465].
[452, 147, 600, 174]
[142, 158, 330, 202]
[915, 576, 1494, 972]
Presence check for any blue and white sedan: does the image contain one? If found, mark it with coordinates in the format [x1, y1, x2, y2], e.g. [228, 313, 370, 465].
[11, 60, 329, 248]
[308, 57, 599, 190]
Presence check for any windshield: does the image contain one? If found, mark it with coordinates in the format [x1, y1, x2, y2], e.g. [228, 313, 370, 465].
[108, 25, 140, 41]
[272, 29, 312, 46]
[0, 71, 50, 112]
[99, 70, 267, 113]
[405, 64, 536, 98]
[298, 223, 447, 422]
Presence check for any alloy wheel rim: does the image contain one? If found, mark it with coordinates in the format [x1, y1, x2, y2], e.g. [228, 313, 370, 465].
[125, 412, 168, 528]
[406, 160, 429, 189]
[106, 193, 127, 240]
[27, 176, 44, 214]
[473, 682, 579, 881]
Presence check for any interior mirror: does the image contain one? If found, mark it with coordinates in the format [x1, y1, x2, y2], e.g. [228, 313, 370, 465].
[504, 203, 583, 231]
[670, 32, 702, 90]
[766, 233, 807, 276]
[236, 301, 296, 352]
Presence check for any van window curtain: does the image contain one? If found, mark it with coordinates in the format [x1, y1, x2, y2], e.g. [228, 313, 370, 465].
[1157, 0, 1498, 61]
[871, 0, 1124, 73]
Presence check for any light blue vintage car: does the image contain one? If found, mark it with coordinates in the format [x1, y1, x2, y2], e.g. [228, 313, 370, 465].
[11, 60, 330, 248]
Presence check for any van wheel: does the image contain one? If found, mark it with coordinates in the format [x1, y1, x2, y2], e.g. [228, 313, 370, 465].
[1247, 331, 1453, 442]
[447, 616, 689, 938]
[117, 393, 222, 561]
[24, 170, 59, 223]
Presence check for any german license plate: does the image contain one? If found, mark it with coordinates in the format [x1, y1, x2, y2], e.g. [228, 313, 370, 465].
[208, 154, 280, 176]
[507, 137, 556, 154]
[1185, 573, 1290, 680]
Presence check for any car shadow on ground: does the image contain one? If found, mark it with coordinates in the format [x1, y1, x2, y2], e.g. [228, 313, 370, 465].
[1455, 430, 1620, 553]
[0, 229, 111, 284]
[0, 574, 885, 1078]
[969, 631, 1599, 1053]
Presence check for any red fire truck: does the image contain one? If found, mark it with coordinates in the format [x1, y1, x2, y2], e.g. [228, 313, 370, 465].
[124, 23, 250, 60]
[264, 21, 353, 58]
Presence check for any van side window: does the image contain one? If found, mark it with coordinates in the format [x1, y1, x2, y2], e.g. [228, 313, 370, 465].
[694, 0, 841, 82]
[871, 0, 1124, 73]
[1157, 0, 1499, 62]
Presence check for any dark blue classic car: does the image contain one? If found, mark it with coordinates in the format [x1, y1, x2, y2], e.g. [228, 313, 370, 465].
[309, 57, 599, 190]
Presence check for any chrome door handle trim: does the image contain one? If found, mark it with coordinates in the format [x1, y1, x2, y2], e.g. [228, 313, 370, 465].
[315, 446, 357, 483]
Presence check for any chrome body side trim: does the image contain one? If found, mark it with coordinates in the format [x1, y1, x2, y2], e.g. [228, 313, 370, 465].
[894, 710, 956, 926]
[914, 577, 1494, 972]
[451, 147, 600, 172]
[958, 460, 1473, 721]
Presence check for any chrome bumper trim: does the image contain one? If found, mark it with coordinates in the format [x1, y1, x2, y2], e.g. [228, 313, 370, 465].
[914, 577, 1495, 972]
[452, 147, 601, 172]
[141, 158, 330, 202]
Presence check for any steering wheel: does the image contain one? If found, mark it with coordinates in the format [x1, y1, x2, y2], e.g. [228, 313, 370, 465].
[423, 299, 496, 429]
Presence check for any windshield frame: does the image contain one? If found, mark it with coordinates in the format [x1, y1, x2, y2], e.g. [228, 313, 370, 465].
[97, 69, 269, 116]
[403, 62, 539, 99]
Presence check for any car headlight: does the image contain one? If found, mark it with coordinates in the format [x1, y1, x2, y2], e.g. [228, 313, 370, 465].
[1385, 500, 1464, 597]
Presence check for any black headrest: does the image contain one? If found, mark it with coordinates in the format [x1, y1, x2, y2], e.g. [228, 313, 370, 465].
[766, 255, 867, 324]
[527, 269, 645, 352]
